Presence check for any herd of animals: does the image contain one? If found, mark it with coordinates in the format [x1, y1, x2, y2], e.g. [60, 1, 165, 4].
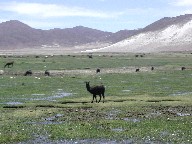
[2, 60, 187, 103]
[3, 61, 105, 103]
[3, 61, 50, 76]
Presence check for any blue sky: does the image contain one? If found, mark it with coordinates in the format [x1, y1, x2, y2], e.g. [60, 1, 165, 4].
[0, 0, 192, 32]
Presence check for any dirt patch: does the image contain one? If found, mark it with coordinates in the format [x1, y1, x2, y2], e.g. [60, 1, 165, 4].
[1, 66, 173, 76]
[149, 105, 192, 117]
[146, 99, 180, 103]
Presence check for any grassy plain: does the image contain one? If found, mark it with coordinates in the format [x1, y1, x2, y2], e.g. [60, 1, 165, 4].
[0, 53, 192, 143]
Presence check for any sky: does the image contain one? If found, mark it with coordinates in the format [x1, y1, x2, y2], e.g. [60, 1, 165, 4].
[0, 0, 192, 32]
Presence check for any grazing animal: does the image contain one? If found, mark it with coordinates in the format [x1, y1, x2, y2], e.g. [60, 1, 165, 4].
[88, 55, 93, 59]
[181, 67, 186, 71]
[96, 68, 100, 73]
[4, 61, 14, 68]
[24, 70, 32, 76]
[45, 70, 50, 76]
[85, 81, 105, 103]
[136, 68, 140, 72]
[151, 67, 154, 71]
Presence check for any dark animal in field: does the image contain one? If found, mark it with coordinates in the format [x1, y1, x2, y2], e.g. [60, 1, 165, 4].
[45, 70, 50, 76]
[96, 68, 100, 73]
[85, 81, 105, 103]
[181, 67, 186, 71]
[151, 67, 154, 71]
[136, 68, 140, 72]
[24, 70, 32, 76]
[88, 55, 93, 58]
[4, 61, 14, 68]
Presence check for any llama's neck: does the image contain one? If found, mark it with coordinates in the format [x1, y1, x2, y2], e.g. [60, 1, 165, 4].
[86, 83, 91, 92]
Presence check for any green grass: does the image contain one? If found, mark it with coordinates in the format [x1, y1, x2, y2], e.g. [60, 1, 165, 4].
[0, 53, 192, 143]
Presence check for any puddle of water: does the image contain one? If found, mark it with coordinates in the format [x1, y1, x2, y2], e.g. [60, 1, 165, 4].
[6, 102, 23, 105]
[160, 131, 169, 137]
[31, 94, 45, 96]
[30, 92, 72, 101]
[0, 101, 24, 105]
[122, 90, 131, 92]
[29, 121, 63, 125]
[123, 118, 141, 123]
[19, 136, 134, 144]
[1, 91, 73, 104]
[161, 77, 168, 80]
[121, 81, 128, 83]
[111, 128, 124, 132]
[145, 112, 162, 118]
[105, 109, 121, 120]
[176, 113, 191, 116]
[45, 114, 64, 121]
[28, 114, 64, 125]
[170, 92, 192, 96]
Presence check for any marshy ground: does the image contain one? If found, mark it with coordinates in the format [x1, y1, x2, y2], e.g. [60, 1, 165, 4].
[0, 53, 192, 143]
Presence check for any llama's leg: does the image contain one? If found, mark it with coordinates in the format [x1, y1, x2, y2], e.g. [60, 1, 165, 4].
[98, 94, 101, 103]
[91, 95, 94, 103]
[95, 95, 97, 103]
[102, 94, 105, 103]
[92, 95, 96, 103]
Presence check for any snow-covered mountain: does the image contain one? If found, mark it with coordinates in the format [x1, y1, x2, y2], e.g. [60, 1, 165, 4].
[87, 14, 192, 53]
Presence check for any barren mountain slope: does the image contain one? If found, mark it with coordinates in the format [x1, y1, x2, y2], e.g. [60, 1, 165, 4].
[88, 14, 192, 53]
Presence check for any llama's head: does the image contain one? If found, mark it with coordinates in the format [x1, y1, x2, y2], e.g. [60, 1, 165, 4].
[85, 81, 89, 85]
[85, 81, 90, 89]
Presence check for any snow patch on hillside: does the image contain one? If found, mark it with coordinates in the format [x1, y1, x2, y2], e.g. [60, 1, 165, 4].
[83, 20, 192, 53]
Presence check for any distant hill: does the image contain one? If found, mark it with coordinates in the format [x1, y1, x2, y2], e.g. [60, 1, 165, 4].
[0, 20, 139, 50]
[1, 14, 192, 53]
[91, 14, 192, 53]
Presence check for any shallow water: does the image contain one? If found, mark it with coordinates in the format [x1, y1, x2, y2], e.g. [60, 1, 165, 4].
[19, 136, 134, 144]
[123, 118, 141, 123]
[176, 113, 191, 116]
[122, 90, 131, 92]
[30, 92, 72, 101]
[111, 128, 124, 132]
[19, 136, 165, 144]
[1, 91, 72, 105]
[28, 114, 64, 125]
[6, 102, 23, 105]
[170, 91, 192, 96]
[105, 109, 121, 120]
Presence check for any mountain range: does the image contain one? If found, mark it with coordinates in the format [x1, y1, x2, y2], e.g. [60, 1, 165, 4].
[1, 14, 192, 53]
[0, 20, 135, 50]
[90, 14, 192, 53]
